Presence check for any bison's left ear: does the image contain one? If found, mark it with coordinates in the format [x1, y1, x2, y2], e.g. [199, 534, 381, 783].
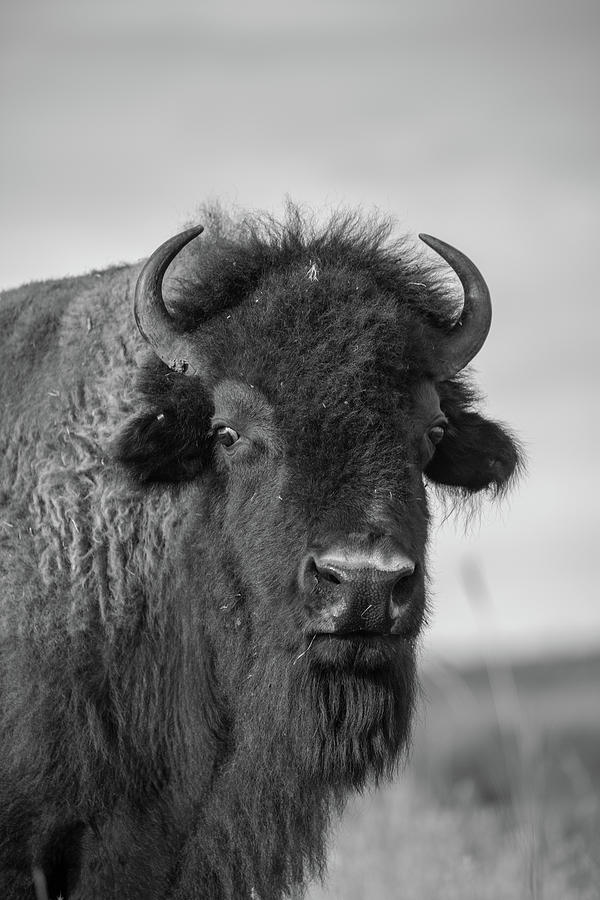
[425, 406, 522, 494]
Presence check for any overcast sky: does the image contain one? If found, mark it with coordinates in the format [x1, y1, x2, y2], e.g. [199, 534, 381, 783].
[1, 0, 598, 661]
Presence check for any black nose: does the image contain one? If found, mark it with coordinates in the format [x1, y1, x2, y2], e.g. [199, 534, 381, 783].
[300, 542, 417, 636]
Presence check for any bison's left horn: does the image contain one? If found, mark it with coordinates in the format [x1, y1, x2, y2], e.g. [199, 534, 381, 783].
[419, 234, 492, 381]
[134, 226, 204, 375]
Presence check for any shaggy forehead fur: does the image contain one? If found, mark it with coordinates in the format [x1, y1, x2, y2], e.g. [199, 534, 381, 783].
[173, 204, 460, 369]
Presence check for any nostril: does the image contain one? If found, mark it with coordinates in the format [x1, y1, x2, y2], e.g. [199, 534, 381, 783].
[394, 564, 416, 583]
[390, 562, 418, 601]
[299, 556, 342, 592]
[316, 567, 342, 586]
[300, 557, 345, 592]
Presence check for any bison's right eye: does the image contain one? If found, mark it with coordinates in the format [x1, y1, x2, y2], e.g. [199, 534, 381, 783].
[215, 426, 240, 448]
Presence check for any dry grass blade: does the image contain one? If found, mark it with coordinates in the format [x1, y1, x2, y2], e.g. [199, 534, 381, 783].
[31, 868, 49, 900]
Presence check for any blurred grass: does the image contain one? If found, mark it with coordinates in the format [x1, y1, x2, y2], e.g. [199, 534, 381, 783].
[305, 651, 600, 900]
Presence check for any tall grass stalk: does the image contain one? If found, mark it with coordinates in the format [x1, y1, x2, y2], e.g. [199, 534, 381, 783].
[461, 556, 543, 900]
[32, 867, 49, 900]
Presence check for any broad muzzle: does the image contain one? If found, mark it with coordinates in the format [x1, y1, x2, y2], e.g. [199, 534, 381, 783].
[300, 535, 419, 637]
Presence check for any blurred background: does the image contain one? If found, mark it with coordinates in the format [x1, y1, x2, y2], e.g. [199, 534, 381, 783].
[2, 1, 598, 896]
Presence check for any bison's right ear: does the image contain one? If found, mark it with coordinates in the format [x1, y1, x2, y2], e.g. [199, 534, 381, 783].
[112, 405, 213, 482]
[112, 355, 214, 482]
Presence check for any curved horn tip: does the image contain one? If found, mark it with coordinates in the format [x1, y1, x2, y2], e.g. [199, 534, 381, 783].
[183, 224, 205, 239]
[165, 224, 205, 250]
[418, 233, 452, 256]
[160, 223, 205, 253]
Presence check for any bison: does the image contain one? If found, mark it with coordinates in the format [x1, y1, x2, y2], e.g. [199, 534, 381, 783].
[0, 206, 520, 899]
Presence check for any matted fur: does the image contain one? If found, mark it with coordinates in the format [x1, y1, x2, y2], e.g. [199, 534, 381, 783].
[0, 205, 521, 899]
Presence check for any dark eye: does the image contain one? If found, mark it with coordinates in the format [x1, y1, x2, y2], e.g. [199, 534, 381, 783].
[428, 425, 446, 446]
[215, 426, 240, 448]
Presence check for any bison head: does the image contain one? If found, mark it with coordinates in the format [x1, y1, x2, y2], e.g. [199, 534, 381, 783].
[114, 210, 520, 789]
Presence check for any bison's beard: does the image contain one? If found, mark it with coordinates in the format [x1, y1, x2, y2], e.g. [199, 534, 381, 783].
[230, 641, 416, 792]
[173, 639, 417, 900]
[300, 655, 416, 786]
[236, 638, 417, 789]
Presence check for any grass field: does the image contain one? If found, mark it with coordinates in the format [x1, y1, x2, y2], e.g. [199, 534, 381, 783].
[305, 652, 600, 899]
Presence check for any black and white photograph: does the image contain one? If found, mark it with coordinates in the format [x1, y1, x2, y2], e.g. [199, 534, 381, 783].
[1, 1, 598, 898]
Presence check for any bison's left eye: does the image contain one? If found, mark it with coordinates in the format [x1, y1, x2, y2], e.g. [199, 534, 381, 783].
[428, 424, 446, 446]
[215, 426, 240, 448]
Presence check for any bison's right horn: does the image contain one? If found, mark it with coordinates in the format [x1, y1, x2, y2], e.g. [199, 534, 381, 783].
[134, 226, 204, 375]
[419, 234, 492, 381]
